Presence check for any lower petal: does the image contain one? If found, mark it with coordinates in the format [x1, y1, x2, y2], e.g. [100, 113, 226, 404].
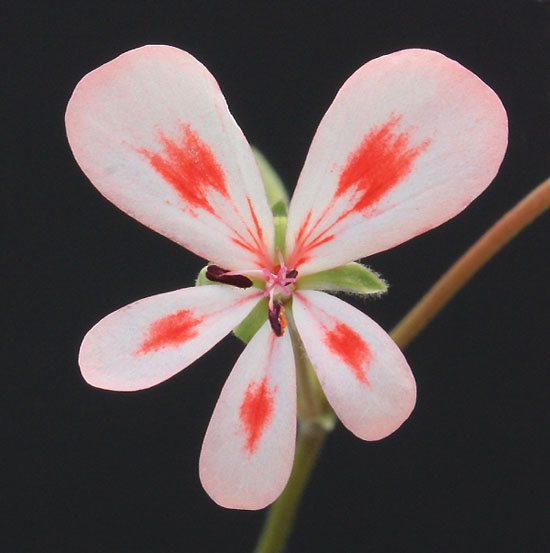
[293, 290, 416, 440]
[199, 322, 296, 510]
[79, 285, 261, 391]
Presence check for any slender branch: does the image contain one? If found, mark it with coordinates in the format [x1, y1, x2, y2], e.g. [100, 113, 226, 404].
[286, 310, 323, 422]
[252, 424, 326, 553]
[252, 178, 549, 553]
[253, 313, 332, 553]
[391, 178, 549, 349]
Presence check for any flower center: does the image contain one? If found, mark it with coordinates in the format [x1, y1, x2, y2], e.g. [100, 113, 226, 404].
[205, 249, 298, 337]
[260, 251, 297, 337]
[261, 253, 298, 311]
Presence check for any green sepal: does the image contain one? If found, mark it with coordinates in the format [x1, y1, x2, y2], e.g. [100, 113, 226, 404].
[297, 262, 387, 295]
[195, 265, 213, 286]
[253, 146, 289, 207]
[272, 200, 288, 255]
[233, 297, 269, 343]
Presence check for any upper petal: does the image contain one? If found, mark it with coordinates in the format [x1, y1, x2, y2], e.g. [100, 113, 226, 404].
[66, 45, 274, 270]
[293, 291, 416, 440]
[199, 322, 296, 510]
[79, 285, 262, 391]
[285, 49, 508, 275]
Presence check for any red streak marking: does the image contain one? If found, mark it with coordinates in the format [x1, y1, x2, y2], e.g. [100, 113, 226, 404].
[239, 377, 275, 454]
[135, 309, 202, 355]
[324, 322, 372, 386]
[307, 233, 335, 250]
[290, 207, 330, 268]
[295, 210, 312, 245]
[336, 115, 429, 214]
[231, 237, 257, 254]
[139, 124, 228, 215]
[290, 115, 429, 268]
[247, 197, 264, 244]
[224, 207, 269, 267]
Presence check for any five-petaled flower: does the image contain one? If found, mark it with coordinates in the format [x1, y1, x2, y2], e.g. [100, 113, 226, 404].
[66, 46, 507, 509]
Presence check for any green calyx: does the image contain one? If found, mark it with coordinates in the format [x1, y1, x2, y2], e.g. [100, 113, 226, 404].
[233, 297, 269, 343]
[253, 146, 289, 257]
[195, 265, 211, 287]
[253, 146, 289, 208]
[272, 199, 288, 255]
[297, 262, 387, 295]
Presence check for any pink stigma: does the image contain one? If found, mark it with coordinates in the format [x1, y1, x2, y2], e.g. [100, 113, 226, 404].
[217, 249, 297, 321]
[263, 249, 297, 310]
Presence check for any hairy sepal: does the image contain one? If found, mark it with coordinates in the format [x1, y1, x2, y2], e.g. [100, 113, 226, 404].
[297, 262, 387, 295]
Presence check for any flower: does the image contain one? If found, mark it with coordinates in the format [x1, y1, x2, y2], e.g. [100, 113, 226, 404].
[66, 46, 507, 510]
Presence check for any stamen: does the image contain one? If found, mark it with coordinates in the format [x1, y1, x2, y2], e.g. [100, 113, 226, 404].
[268, 302, 287, 337]
[205, 265, 253, 288]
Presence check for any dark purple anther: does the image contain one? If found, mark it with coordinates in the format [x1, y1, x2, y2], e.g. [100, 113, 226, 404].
[285, 268, 298, 279]
[205, 265, 253, 288]
[268, 303, 286, 337]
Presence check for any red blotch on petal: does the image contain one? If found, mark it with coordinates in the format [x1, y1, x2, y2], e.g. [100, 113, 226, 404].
[324, 322, 372, 386]
[336, 115, 430, 214]
[135, 309, 202, 355]
[239, 377, 274, 454]
[140, 124, 228, 215]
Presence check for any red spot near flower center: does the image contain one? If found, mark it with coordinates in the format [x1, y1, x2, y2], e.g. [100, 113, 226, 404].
[336, 115, 429, 214]
[324, 322, 372, 386]
[239, 377, 274, 454]
[139, 124, 228, 215]
[136, 309, 202, 355]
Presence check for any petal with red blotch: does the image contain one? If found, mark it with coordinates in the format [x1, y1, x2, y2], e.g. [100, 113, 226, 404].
[293, 291, 416, 440]
[66, 45, 274, 270]
[200, 322, 296, 510]
[79, 285, 262, 392]
[286, 49, 508, 275]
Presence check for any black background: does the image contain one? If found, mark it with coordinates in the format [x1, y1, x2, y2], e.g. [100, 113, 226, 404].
[6, 1, 549, 552]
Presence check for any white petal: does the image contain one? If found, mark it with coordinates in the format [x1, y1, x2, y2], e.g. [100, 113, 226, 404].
[293, 291, 416, 440]
[286, 49, 508, 275]
[200, 322, 296, 510]
[79, 285, 262, 391]
[66, 45, 274, 270]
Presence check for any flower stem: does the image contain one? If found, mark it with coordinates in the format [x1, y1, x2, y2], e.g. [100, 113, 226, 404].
[391, 178, 550, 349]
[252, 178, 549, 553]
[252, 423, 326, 553]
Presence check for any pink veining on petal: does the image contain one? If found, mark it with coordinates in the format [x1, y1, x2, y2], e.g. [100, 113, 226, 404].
[239, 377, 275, 454]
[139, 124, 228, 215]
[135, 309, 203, 355]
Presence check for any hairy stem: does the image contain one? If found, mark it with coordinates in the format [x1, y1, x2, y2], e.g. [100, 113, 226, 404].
[252, 178, 549, 553]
